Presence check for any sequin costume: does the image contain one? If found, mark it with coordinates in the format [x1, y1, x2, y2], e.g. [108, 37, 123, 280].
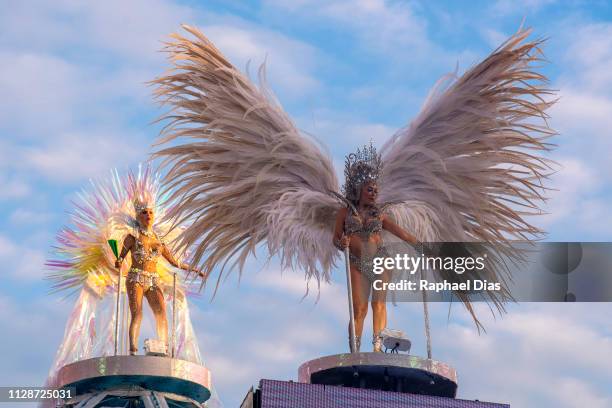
[344, 211, 383, 237]
[127, 230, 163, 291]
[127, 268, 161, 290]
[344, 209, 389, 282]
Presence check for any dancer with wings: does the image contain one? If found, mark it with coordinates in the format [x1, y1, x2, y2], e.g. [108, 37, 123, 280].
[152, 26, 555, 352]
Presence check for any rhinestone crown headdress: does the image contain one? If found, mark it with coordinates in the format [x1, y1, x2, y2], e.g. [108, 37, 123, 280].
[133, 198, 152, 212]
[342, 142, 383, 201]
[127, 166, 158, 214]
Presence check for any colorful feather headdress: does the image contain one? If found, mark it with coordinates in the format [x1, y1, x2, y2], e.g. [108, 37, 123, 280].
[46, 165, 184, 296]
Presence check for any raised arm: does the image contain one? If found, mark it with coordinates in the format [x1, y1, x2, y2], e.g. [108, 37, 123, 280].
[115, 234, 135, 268]
[382, 215, 418, 245]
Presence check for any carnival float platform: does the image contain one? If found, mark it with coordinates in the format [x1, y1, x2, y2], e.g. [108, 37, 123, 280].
[298, 352, 457, 398]
[56, 355, 211, 407]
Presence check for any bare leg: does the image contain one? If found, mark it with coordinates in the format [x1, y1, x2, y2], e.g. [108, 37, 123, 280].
[371, 301, 387, 335]
[145, 286, 168, 349]
[127, 281, 144, 354]
[350, 264, 370, 350]
[371, 269, 389, 351]
[371, 268, 389, 333]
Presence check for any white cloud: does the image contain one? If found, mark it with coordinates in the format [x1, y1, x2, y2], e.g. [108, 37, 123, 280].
[13, 249, 47, 281]
[561, 23, 612, 94]
[263, 0, 451, 63]
[0, 294, 72, 387]
[9, 209, 52, 225]
[0, 51, 81, 136]
[250, 267, 348, 322]
[538, 156, 599, 228]
[428, 303, 612, 408]
[480, 28, 511, 48]
[0, 0, 193, 61]
[0, 0, 327, 185]
[203, 24, 323, 98]
[297, 110, 398, 152]
[490, 0, 557, 16]
[0, 235, 19, 258]
[500, 310, 612, 377]
[536, 21, 612, 239]
[19, 131, 145, 183]
[552, 377, 611, 408]
[205, 354, 258, 385]
[0, 233, 48, 281]
[0, 0, 323, 102]
[0, 129, 147, 185]
[552, 88, 612, 144]
[0, 172, 31, 200]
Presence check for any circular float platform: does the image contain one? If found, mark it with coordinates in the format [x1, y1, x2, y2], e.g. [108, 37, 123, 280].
[298, 352, 457, 398]
[57, 355, 211, 406]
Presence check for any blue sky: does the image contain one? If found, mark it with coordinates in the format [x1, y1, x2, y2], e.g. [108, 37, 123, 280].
[1, 1, 611, 407]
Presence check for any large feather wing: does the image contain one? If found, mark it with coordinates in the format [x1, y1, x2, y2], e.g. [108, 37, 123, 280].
[151, 25, 341, 291]
[379, 29, 556, 327]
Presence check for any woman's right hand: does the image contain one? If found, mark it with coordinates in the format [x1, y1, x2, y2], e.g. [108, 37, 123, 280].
[338, 235, 350, 249]
[115, 258, 123, 269]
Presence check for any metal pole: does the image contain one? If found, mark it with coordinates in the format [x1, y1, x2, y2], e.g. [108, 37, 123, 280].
[344, 247, 357, 353]
[123, 291, 129, 354]
[422, 285, 432, 359]
[119, 291, 125, 355]
[114, 268, 122, 356]
[171, 272, 177, 358]
[418, 244, 432, 359]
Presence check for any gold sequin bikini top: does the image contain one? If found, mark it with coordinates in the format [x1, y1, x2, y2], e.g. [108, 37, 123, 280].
[132, 231, 163, 263]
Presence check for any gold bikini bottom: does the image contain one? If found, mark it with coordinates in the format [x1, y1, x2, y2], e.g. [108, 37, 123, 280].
[127, 267, 161, 291]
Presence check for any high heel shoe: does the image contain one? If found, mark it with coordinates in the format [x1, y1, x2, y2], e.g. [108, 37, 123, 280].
[372, 332, 383, 353]
[349, 335, 361, 353]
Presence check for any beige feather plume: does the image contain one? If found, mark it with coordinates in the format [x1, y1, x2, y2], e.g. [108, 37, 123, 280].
[151, 25, 341, 294]
[379, 28, 557, 329]
[152, 25, 556, 330]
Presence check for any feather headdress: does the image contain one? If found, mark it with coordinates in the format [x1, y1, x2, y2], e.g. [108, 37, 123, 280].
[46, 165, 186, 295]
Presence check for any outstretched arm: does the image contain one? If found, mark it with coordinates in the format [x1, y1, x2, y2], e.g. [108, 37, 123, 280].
[115, 234, 135, 268]
[161, 244, 206, 278]
[382, 215, 418, 245]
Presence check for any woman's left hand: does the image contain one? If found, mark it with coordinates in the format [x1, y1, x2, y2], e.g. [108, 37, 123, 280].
[186, 265, 206, 279]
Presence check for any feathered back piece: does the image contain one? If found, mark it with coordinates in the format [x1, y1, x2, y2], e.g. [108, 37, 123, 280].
[46, 165, 185, 295]
[151, 25, 556, 329]
[46, 170, 126, 294]
[378, 28, 557, 328]
[151, 25, 341, 292]
[342, 142, 383, 204]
